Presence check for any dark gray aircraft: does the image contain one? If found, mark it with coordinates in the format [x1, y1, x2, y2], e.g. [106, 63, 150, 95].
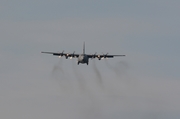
[41, 42, 125, 65]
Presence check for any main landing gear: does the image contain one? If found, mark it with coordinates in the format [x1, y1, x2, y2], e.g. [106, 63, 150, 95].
[77, 62, 88, 65]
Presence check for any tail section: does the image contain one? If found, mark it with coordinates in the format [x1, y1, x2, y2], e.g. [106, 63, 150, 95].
[83, 42, 85, 54]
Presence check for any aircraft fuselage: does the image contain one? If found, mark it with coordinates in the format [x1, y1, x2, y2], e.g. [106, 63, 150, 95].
[77, 54, 89, 65]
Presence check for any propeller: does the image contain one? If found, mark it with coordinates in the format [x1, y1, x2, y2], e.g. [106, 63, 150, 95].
[65, 53, 69, 59]
[72, 51, 75, 57]
[102, 52, 108, 59]
[70, 51, 76, 59]
[97, 54, 101, 60]
[91, 52, 97, 59]
[58, 50, 64, 58]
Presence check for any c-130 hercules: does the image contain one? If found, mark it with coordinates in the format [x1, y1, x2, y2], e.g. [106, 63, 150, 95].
[41, 42, 125, 65]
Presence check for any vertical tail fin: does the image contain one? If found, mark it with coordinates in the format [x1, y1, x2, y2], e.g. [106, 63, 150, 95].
[83, 42, 85, 54]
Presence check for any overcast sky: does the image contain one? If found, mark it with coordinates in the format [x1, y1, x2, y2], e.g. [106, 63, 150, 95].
[0, 0, 180, 119]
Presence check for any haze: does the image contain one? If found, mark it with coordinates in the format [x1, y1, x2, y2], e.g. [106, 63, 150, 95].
[0, 0, 180, 119]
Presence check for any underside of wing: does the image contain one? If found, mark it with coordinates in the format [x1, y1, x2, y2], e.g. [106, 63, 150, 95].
[106, 55, 126, 57]
[67, 54, 79, 58]
[87, 54, 125, 60]
[41, 51, 79, 58]
[41, 52, 63, 56]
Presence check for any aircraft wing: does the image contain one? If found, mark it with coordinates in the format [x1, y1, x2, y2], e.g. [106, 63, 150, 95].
[104, 55, 126, 57]
[87, 54, 125, 59]
[41, 51, 79, 58]
[41, 52, 63, 56]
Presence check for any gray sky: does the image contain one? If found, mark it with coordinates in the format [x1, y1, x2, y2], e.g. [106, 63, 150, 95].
[0, 0, 180, 119]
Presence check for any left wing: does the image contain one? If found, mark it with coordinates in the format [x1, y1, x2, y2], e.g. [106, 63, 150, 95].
[87, 53, 125, 60]
[41, 51, 79, 59]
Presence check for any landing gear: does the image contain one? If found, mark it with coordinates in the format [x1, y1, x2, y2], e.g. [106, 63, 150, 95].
[77, 62, 79, 65]
[86, 62, 88, 65]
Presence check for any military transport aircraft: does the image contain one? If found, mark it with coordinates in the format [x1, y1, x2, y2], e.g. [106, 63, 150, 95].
[41, 42, 125, 65]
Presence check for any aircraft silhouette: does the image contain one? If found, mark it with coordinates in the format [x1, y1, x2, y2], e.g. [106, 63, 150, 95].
[42, 42, 125, 65]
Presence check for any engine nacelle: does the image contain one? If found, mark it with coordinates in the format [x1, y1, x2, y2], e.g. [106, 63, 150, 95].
[103, 53, 108, 59]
